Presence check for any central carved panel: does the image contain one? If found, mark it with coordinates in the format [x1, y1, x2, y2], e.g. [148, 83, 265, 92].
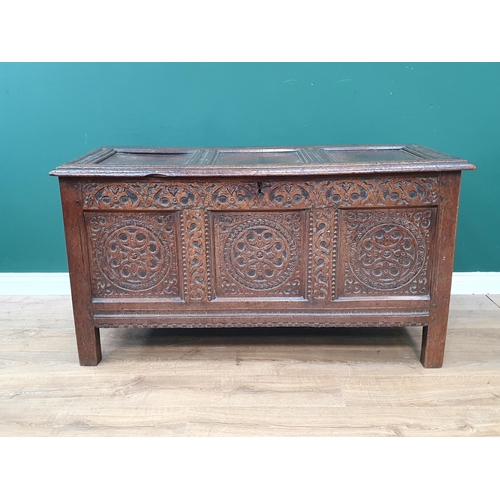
[213, 212, 306, 299]
[225, 218, 297, 290]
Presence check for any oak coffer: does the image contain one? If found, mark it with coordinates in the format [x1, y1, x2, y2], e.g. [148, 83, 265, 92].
[50, 144, 475, 367]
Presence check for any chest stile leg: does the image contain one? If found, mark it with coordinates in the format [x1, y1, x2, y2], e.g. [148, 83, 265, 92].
[59, 178, 102, 365]
[420, 172, 461, 368]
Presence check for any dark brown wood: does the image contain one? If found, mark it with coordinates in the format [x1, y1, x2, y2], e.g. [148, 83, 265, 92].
[59, 179, 102, 365]
[51, 145, 475, 366]
[420, 172, 462, 367]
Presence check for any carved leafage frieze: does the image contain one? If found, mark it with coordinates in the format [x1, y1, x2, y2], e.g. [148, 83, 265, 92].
[322, 178, 439, 206]
[206, 181, 315, 210]
[83, 177, 439, 211]
[378, 178, 439, 205]
[208, 183, 256, 209]
[214, 212, 305, 298]
[83, 182, 202, 209]
[85, 213, 180, 298]
[182, 209, 210, 301]
[341, 208, 436, 296]
[266, 183, 313, 208]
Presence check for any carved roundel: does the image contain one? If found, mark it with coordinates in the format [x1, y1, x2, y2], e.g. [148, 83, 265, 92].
[97, 220, 171, 291]
[223, 218, 298, 290]
[350, 217, 426, 290]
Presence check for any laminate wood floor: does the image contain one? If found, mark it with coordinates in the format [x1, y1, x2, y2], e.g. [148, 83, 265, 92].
[1, 294, 499, 436]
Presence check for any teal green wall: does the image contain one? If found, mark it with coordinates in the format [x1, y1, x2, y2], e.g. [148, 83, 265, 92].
[0, 63, 498, 272]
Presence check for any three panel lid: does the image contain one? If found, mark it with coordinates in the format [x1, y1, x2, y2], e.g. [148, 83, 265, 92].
[50, 144, 476, 177]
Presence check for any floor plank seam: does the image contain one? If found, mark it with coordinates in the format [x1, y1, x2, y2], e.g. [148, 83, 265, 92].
[486, 294, 500, 309]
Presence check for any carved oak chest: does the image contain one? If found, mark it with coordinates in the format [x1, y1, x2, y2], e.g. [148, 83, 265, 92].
[50, 144, 475, 367]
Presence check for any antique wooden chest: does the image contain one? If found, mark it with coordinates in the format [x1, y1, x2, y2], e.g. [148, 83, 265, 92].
[50, 144, 475, 367]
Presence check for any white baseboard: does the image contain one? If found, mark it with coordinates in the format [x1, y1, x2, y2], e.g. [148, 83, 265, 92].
[0, 273, 71, 295]
[0, 272, 499, 295]
[450, 272, 500, 295]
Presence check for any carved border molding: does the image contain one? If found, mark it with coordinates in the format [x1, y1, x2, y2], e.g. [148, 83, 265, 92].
[181, 209, 210, 302]
[96, 320, 427, 329]
[310, 209, 334, 301]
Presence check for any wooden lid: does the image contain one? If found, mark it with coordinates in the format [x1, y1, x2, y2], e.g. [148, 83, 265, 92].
[50, 144, 476, 178]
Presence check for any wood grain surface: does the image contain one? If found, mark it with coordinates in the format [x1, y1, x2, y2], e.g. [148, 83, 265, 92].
[1, 294, 499, 436]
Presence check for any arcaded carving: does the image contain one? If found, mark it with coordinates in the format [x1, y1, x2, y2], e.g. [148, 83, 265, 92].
[86, 213, 180, 297]
[214, 212, 304, 298]
[83, 177, 439, 210]
[341, 209, 435, 296]
[208, 184, 255, 209]
[323, 178, 439, 206]
[83, 182, 202, 209]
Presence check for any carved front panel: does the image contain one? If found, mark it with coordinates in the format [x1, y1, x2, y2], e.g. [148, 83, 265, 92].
[213, 212, 306, 299]
[338, 208, 436, 297]
[85, 212, 181, 299]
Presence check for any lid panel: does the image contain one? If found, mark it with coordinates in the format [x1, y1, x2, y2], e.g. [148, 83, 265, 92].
[324, 148, 421, 163]
[214, 150, 304, 166]
[100, 152, 193, 166]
